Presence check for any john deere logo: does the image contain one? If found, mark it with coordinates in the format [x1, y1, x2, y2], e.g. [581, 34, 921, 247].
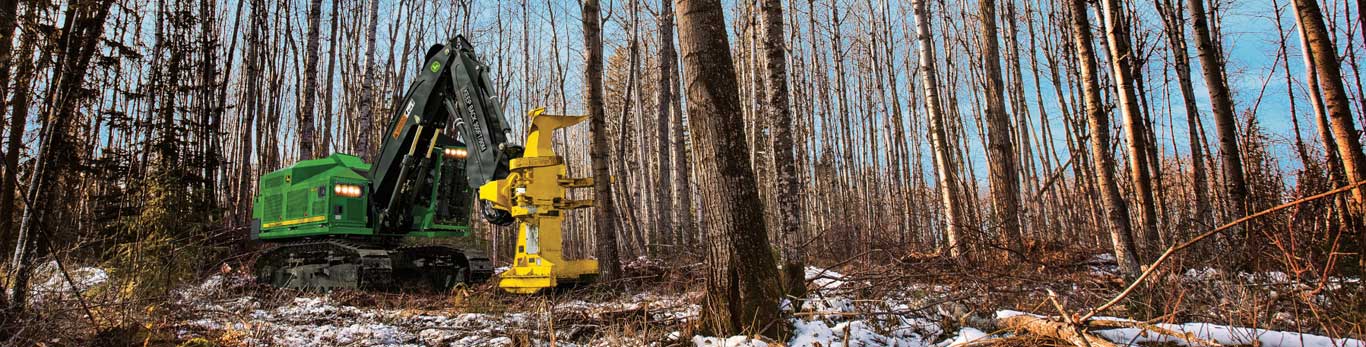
[430, 61, 441, 72]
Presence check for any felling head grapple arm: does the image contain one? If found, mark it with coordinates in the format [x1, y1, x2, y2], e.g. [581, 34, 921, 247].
[368, 35, 516, 233]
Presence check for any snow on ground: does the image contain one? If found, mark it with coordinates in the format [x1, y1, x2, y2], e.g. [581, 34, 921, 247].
[178, 292, 560, 346]
[936, 327, 989, 347]
[800, 266, 856, 317]
[1094, 321, 1366, 347]
[804, 266, 847, 290]
[168, 261, 1362, 346]
[174, 272, 699, 346]
[691, 266, 1365, 347]
[1083, 314, 1366, 347]
[692, 335, 770, 347]
[28, 261, 107, 304]
[699, 266, 954, 347]
[555, 291, 700, 322]
[997, 311, 1364, 346]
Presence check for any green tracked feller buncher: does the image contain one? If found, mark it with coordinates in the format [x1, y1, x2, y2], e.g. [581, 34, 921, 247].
[250, 36, 522, 291]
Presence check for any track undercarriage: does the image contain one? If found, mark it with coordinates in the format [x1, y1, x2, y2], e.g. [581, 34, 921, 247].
[254, 239, 493, 292]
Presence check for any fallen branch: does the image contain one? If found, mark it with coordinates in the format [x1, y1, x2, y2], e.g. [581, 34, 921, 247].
[999, 315, 1117, 347]
[1078, 180, 1366, 322]
[1085, 319, 1220, 347]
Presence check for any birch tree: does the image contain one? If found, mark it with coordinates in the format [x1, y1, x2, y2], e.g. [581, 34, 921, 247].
[911, 0, 967, 260]
[1068, 0, 1141, 276]
[760, 0, 806, 298]
[1099, 0, 1160, 256]
[1188, 0, 1250, 221]
[1292, 0, 1366, 270]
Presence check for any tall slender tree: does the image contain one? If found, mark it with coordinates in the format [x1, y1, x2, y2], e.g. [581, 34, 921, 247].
[660, 0, 696, 250]
[911, 0, 967, 260]
[583, 0, 622, 281]
[760, 0, 806, 299]
[654, 1, 676, 252]
[356, 0, 382, 160]
[1068, 0, 1141, 276]
[0, 4, 37, 258]
[1188, 0, 1250, 220]
[977, 0, 1025, 259]
[1292, 0, 1366, 270]
[1099, 0, 1159, 256]
[8, 0, 115, 311]
[297, 0, 323, 159]
[1155, 0, 1213, 229]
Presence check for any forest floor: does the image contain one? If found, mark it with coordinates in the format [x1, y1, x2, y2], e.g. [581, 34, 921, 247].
[17, 248, 1366, 346]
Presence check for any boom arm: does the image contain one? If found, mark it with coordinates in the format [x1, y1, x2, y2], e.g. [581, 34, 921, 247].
[368, 35, 514, 233]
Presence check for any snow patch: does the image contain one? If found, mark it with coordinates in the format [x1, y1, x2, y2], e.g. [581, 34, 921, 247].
[29, 261, 107, 304]
[692, 335, 770, 347]
[787, 318, 939, 347]
[1090, 320, 1365, 347]
[178, 289, 698, 346]
[990, 311, 1365, 347]
[936, 327, 988, 347]
[1184, 267, 1222, 282]
[805, 266, 846, 289]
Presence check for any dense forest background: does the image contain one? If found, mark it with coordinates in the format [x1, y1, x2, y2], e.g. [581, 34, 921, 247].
[1, 0, 1365, 342]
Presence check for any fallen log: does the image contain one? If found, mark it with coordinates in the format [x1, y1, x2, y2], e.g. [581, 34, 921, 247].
[1085, 319, 1220, 346]
[999, 315, 1117, 347]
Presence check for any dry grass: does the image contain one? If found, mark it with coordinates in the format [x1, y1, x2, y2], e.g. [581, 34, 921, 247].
[2, 240, 1361, 346]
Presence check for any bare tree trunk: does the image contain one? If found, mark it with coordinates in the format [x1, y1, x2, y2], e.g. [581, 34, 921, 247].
[1292, 0, 1366, 271]
[0, 10, 37, 261]
[0, 0, 19, 118]
[617, 1, 646, 257]
[661, 0, 697, 250]
[676, 0, 785, 338]
[356, 0, 381, 161]
[1188, 0, 1250, 221]
[911, 0, 967, 261]
[1272, 0, 1314, 171]
[583, 0, 622, 281]
[320, 0, 341, 156]
[760, 0, 806, 300]
[654, 0, 676, 252]
[235, 0, 268, 225]
[977, 0, 1025, 259]
[1099, 0, 1159, 258]
[8, 93, 55, 313]
[8, 0, 114, 311]
[1067, 0, 1141, 276]
[297, 0, 323, 160]
[1155, 0, 1212, 230]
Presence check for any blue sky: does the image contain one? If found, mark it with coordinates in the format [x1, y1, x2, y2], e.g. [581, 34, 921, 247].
[49, 0, 1356, 189]
[340, 0, 1360, 187]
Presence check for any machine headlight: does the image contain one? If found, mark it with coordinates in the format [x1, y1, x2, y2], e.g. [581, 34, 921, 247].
[443, 147, 468, 159]
[334, 184, 363, 198]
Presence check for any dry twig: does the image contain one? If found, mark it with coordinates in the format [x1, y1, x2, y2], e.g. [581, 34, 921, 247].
[1078, 181, 1366, 322]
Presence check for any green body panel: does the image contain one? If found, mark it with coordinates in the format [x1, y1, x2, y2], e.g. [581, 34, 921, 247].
[252, 150, 476, 241]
